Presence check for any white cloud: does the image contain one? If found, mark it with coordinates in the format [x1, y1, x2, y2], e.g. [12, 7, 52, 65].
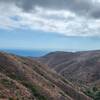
[0, 2, 100, 37]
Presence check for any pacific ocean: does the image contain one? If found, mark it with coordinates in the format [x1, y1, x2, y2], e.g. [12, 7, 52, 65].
[0, 49, 50, 57]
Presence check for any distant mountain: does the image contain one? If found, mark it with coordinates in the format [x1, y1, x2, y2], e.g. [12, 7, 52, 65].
[38, 50, 100, 87]
[0, 52, 92, 100]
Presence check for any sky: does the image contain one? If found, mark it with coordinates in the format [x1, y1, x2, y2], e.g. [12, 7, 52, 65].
[0, 0, 100, 51]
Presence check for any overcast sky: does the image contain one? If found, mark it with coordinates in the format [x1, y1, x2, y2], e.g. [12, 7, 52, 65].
[0, 0, 100, 51]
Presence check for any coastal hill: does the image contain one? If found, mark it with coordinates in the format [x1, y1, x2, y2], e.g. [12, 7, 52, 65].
[0, 51, 92, 100]
[38, 50, 100, 87]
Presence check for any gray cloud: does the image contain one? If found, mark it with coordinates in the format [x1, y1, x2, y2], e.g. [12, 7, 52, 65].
[90, 7, 100, 19]
[16, 0, 91, 15]
[1, 0, 100, 19]
[0, 0, 100, 37]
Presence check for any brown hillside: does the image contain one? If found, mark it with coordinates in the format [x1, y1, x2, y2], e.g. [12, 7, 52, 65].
[38, 50, 100, 86]
[0, 51, 92, 100]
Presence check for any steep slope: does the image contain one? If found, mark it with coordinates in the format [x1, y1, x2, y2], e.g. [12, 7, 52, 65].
[0, 72, 34, 100]
[38, 50, 100, 86]
[0, 52, 92, 100]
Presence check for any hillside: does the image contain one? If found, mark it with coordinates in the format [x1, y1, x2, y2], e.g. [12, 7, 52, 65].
[0, 51, 92, 100]
[38, 50, 100, 87]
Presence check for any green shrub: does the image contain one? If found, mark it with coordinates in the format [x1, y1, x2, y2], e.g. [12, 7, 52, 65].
[92, 86, 98, 92]
[9, 97, 14, 100]
[84, 86, 100, 100]
[22, 82, 47, 100]
[29, 85, 47, 100]
[1, 79, 13, 88]
[84, 89, 94, 98]
[94, 91, 100, 100]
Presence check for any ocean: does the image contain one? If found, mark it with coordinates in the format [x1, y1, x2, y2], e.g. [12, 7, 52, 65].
[0, 49, 50, 57]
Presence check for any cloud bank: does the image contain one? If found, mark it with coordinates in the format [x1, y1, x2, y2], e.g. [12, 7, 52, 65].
[0, 0, 100, 36]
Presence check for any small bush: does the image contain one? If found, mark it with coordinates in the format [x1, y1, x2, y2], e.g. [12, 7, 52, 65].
[84, 89, 94, 98]
[9, 97, 15, 100]
[22, 82, 47, 100]
[92, 86, 98, 92]
[1, 79, 13, 88]
[94, 91, 100, 100]
[84, 86, 100, 100]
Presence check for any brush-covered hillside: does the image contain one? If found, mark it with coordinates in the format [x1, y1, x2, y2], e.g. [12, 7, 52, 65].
[0, 52, 92, 100]
[38, 50, 100, 100]
[39, 50, 100, 86]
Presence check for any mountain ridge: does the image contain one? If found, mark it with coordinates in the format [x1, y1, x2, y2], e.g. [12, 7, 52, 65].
[0, 51, 92, 100]
[38, 50, 100, 87]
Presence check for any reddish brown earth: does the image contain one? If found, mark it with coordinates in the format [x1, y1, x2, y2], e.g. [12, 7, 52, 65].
[0, 51, 92, 100]
[38, 50, 100, 87]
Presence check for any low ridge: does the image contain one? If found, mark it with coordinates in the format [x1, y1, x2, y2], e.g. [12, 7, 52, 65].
[39, 50, 100, 87]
